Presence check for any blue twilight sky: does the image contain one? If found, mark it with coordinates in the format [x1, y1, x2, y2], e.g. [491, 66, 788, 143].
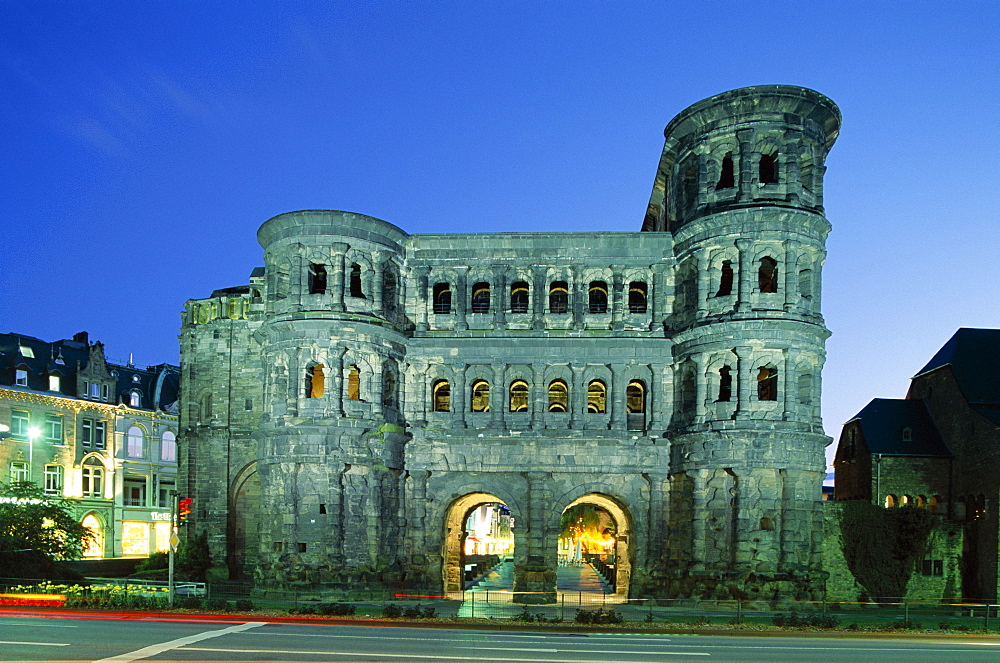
[2, 2, 998, 465]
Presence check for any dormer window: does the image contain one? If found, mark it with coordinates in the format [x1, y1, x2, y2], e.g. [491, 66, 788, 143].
[48, 375, 61, 392]
[54, 349, 65, 365]
[19, 345, 34, 358]
[15, 369, 27, 386]
[132, 375, 140, 383]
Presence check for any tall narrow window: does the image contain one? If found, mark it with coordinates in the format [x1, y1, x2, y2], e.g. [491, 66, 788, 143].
[626, 380, 646, 413]
[628, 282, 648, 313]
[383, 270, 397, 315]
[127, 426, 144, 457]
[717, 261, 734, 296]
[10, 461, 29, 483]
[433, 283, 452, 314]
[306, 364, 325, 399]
[549, 282, 568, 314]
[588, 281, 608, 314]
[349, 263, 364, 298]
[82, 418, 94, 448]
[471, 282, 491, 314]
[347, 365, 361, 401]
[757, 367, 778, 401]
[717, 366, 732, 402]
[82, 460, 104, 498]
[470, 380, 490, 412]
[587, 380, 607, 413]
[95, 421, 106, 449]
[509, 380, 529, 412]
[759, 153, 777, 183]
[11, 410, 29, 439]
[716, 153, 735, 189]
[124, 477, 147, 507]
[308, 263, 327, 294]
[382, 367, 398, 409]
[15, 369, 27, 386]
[161, 431, 177, 462]
[510, 282, 529, 313]
[129, 390, 141, 407]
[548, 379, 569, 412]
[798, 373, 812, 405]
[798, 269, 812, 299]
[758, 257, 778, 293]
[432, 380, 451, 412]
[44, 465, 64, 494]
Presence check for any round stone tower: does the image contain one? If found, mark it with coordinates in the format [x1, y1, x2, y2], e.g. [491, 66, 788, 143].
[646, 86, 841, 600]
[254, 210, 410, 586]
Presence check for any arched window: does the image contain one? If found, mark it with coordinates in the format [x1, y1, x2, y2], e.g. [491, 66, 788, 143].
[588, 281, 608, 314]
[628, 282, 648, 313]
[470, 380, 490, 412]
[509, 380, 529, 412]
[929, 495, 941, 513]
[433, 283, 452, 314]
[349, 263, 364, 298]
[432, 380, 451, 412]
[549, 281, 569, 314]
[717, 260, 734, 296]
[758, 257, 778, 293]
[510, 281, 529, 313]
[347, 365, 361, 401]
[716, 153, 735, 189]
[884, 494, 897, 508]
[161, 431, 177, 462]
[471, 282, 491, 314]
[82, 513, 103, 557]
[717, 366, 732, 402]
[129, 390, 141, 407]
[587, 380, 607, 413]
[759, 153, 777, 183]
[306, 364, 325, 399]
[127, 426, 144, 457]
[548, 379, 569, 412]
[308, 263, 327, 294]
[900, 495, 911, 506]
[757, 367, 778, 401]
[626, 380, 646, 413]
[914, 495, 926, 508]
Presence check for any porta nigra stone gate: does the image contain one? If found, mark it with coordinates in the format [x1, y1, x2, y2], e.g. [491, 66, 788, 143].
[179, 85, 840, 602]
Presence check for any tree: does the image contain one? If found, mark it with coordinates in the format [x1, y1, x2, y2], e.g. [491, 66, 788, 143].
[0, 481, 91, 579]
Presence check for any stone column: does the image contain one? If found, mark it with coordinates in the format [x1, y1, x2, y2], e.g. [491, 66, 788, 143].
[572, 266, 584, 331]
[370, 251, 384, 314]
[452, 364, 467, 429]
[610, 363, 626, 430]
[491, 362, 504, 429]
[331, 243, 348, 312]
[734, 346, 751, 420]
[735, 238, 754, 312]
[646, 472, 670, 569]
[531, 265, 547, 331]
[405, 470, 432, 589]
[783, 239, 799, 311]
[492, 265, 508, 330]
[414, 265, 430, 332]
[783, 348, 798, 421]
[736, 129, 754, 203]
[649, 263, 667, 332]
[689, 469, 710, 571]
[694, 248, 709, 318]
[514, 471, 556, 603]
[611, 268, 624, 331]
[692, 353, 706, 424]
[454, 267, 469, 332]
[569, 364, 585, 429]
[530, 363, 545, 428]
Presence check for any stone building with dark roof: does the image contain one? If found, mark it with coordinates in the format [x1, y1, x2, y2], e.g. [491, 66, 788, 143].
[834, 328, 1000, 600]
[0, 331, 180, 560]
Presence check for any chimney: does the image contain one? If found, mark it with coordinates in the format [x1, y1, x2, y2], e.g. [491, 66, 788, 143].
[73, 331, 89, 346]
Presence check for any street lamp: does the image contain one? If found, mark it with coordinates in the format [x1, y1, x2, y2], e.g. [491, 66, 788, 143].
[27, 426, 41, 478]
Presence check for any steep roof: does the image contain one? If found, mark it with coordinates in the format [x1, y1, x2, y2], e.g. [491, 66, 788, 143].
[915, 328, 1000, 425]
[849, 398, 951, 457]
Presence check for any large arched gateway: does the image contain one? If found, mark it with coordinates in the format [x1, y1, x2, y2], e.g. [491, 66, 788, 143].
[180, 86, 839, 602]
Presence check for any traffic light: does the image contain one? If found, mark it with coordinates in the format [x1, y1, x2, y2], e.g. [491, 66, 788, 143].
[178, 497, 193, 526]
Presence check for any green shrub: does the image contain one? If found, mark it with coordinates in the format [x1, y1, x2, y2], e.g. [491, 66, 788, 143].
[382, 603, 402, 618]
[316, 602, 356, 616]
[206, 599, 231, 612]
[574, 608, 622, 624]
[235, 599, 256, 612]
[178, 597, 202, 609]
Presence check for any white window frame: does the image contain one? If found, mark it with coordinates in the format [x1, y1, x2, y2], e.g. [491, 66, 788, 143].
[43, 464, 64, 494]
[160, 431, 177, 462]
[45, 414, 63, 443]
[81, 418, 93, 448]
[11, 410, 29, 439]
[82, 464, 104, 498]
[10, 461, 29, 483]
[127, 426, 144, 457]
[49, 375, 61, 391]
[15, 369, 27, 386]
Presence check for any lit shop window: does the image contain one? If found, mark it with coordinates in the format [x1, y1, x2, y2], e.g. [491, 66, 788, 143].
[121, 522, 149, 556]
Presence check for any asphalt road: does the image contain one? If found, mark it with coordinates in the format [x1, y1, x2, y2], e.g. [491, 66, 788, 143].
[3, 612, 1000, 662]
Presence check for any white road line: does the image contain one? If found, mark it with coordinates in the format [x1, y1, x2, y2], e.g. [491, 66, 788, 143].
[90, 621, 266, 663]
[0, 640, 70, 647]
[0, 622, 79, 628]
[186, 647, 709, 661]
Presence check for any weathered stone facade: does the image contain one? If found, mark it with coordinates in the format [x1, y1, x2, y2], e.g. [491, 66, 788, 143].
[179, 85, 840, 601]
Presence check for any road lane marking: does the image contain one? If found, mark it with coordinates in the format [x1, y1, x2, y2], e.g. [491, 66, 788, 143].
[186, 648, 708, 661]
[0, 640, 70, 646]
[90, 621, 265, 662]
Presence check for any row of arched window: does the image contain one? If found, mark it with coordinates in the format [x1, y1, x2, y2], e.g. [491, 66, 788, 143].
[884, 494, 941, 511]
[433, 281, 648, 316]
[431, 378, 647, 414]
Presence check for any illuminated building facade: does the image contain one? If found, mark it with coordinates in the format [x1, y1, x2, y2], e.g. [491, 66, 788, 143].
[0, 331, 179, 559]
[181, 86, 840, 601]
